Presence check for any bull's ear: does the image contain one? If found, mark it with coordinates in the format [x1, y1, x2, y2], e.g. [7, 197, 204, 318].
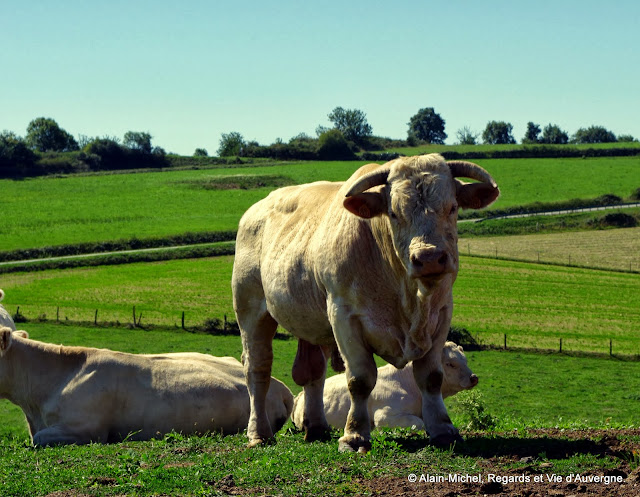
[455, 180, 499, 210]
[343, 192, 387, 219]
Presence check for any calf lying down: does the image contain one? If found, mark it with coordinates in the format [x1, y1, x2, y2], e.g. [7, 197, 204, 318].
[0, 327, 293, 446]
[292, 341, 477, 432]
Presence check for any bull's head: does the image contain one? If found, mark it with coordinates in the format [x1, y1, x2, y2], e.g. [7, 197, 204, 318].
[343, 154, 498, 286]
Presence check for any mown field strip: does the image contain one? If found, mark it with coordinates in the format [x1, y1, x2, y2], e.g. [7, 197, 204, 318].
[2, 156, 639, 252]
[2, 255, 639, 354]
[460, 227, 640, 272]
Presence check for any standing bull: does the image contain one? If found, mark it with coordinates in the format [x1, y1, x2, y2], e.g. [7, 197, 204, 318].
[232, 153, 498, 452]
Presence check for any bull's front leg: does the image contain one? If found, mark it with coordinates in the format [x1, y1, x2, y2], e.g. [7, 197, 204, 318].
[413, 308, 462, 447]
[339, 353, 377, 453]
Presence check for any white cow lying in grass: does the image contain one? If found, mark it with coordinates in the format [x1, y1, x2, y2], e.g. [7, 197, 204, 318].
[0, 327, 293, 446]
[0, 290, 16, 331]
[292, 341, 477, 432]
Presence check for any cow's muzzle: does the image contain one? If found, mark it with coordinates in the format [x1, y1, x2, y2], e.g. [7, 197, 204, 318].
[410, 248, 451, 278]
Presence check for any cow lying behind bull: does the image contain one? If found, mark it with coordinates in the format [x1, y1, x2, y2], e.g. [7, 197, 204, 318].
[0, 290, 16, 331]
[292, 341, 477, 431]
[233, 153, 499, 452]
[0, 327, 293, 446]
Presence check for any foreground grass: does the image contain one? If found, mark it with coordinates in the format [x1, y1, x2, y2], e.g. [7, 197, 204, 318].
[2, 156, 639, 252]
[0, 426, 634, 497]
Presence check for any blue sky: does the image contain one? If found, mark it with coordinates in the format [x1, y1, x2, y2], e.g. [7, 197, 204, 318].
[2, 0, 639, 155]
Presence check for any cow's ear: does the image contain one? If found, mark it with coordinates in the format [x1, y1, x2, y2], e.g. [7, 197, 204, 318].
[14, 330, 28, 339]
[455, 180, 499, 210]
[0, 328, 13, 355]
[343, 192, 387, 219]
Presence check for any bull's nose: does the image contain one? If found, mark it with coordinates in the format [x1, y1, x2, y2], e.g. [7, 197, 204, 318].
[410, 249, 448, 276]
[470, 374, 479, 387]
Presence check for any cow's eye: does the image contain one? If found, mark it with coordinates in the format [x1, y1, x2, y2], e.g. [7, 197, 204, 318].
[389, 210, 397, 220]
[449, 205, 458, 216]
[445, 362, 456, 369]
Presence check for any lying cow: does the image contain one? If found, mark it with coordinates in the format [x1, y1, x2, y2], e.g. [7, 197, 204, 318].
[0, 327, 293, 446]
[292, 341, 477, 431]
[233, 153, 499, 452]
[0, 290, 16, 331]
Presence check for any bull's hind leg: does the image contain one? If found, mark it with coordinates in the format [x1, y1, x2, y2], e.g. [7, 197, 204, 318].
[236, 298, 278, 447]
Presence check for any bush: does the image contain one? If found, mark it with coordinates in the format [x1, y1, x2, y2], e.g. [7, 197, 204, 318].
[317, 129, 356, 160]
[599, 213, 638, 228]
[453, 390, 497, 430]
[0, 131, 37, 177]
[630, 187, 640, 201]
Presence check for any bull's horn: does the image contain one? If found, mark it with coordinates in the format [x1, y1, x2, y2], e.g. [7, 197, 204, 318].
[345, 167, 390, 197]
[447, 160, 497, 187]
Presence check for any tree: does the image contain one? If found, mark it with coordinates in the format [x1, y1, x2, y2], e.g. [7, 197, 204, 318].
[455, 126, 478, 145]
[617, 134, 637, 143]
[571, 126, 617, 144]
[193, 148, 208, 157]
[326, 107, 372, 146]
[482, 121, 516, 145]
[123, 131, 153, 154]
[407, 108, 447, 144]
[540, 124, 569, 144]
[25, 117, 79, 152]
[217, 131, 245, 157]
[522, 122, 541, 144]
[0, 131, 37, 176]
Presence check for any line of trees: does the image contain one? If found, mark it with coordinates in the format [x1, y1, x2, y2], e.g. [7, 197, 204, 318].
[1, 118, 168, 177]
[2, 110, 638, 178]
[214, 107, 637, 159]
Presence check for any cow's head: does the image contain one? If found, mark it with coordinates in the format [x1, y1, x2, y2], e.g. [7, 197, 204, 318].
[343, 154, 498, 287]
[441, 341, 478, 398]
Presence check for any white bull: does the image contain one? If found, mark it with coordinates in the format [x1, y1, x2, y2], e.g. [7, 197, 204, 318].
[0, 327, 293, 446]
[292, 341, 477, 431]
[0, 290, 16, 331]
[232, 153, 498, 452]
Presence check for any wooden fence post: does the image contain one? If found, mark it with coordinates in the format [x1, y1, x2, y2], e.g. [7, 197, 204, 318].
[504, 334, 507, 350]
[181, 311, 186, 330]
[610, 339, 613, 356]
[559, 338, 562, 353]
[94, 309, 98, 325]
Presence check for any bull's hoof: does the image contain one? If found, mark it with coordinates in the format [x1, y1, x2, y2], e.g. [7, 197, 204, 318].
[338, 434, 371, 453]
[430, 432, 464, 448]
[247, 437, 275, 448]
[304, 425, 331, 443]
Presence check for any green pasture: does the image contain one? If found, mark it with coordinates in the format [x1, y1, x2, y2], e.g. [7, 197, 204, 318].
[389, 140, 640, 157]
[2, 254, 639, 355]
[2, 156, 639, 252]
[2, 323, 638, 443]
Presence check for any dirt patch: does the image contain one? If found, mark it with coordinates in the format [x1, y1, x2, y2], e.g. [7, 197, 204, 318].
[361, 429, 640, 497]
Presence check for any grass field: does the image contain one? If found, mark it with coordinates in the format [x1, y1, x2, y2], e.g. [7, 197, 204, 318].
[460, 226, 640, 272]
[2, 156, 639, 252]
[2, 254, 639, 355]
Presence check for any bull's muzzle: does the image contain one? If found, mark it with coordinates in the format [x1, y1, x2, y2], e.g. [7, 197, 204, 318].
[410, 248, 450, 278]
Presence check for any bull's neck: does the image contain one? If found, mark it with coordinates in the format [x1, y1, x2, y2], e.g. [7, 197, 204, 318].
[368, 216, 441, 357]
[3, 338, 86, 412]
